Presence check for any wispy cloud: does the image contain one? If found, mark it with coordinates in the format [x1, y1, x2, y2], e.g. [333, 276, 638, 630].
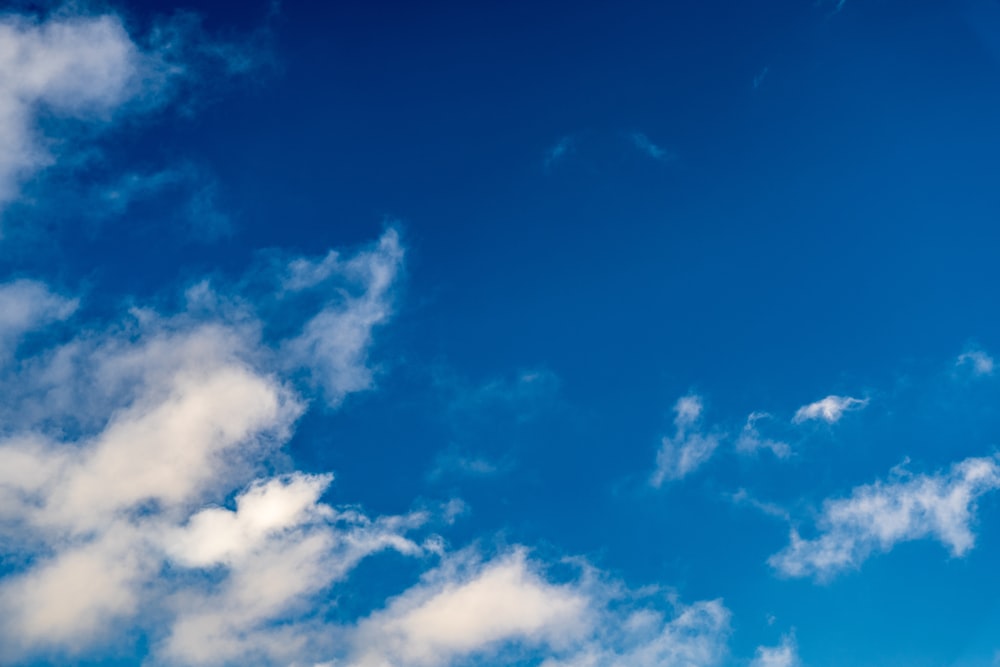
[957, 347, 995, 377]
[0, 280, 77, 356]
[730, 489, 792, 523]
[652, 395, 721, 486]
[0, 12, 144, 213]
[750, 635, 800, 667]
[735, 412, 791, 458]
[427, 447, 509, 481]
[753, 66, 769, 90]
[792, 395, 868, 424]
[769, 456, 1000, 580]
[629, 132, 675, 162]
[280, 229, 405, 406]
[0, 6, 271, 236]
[544, 136, 575, 171]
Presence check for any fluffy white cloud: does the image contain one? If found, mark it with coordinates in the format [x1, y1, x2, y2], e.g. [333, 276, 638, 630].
[792, 395, 867, 424]
[0, 12, 145, 209]
[0, 230, 420, 664]
[735, 412, 791, 459]
[652, 394, 721, 485]
[750, 635, 800, 667]
[769, 456, 1000, 579]
[158, 477, 428, 666]
[348, 549, 591, 667]
[346, 548, 731, 667]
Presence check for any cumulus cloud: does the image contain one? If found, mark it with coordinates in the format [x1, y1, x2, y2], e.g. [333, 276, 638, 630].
[158, 476, 428, 666]
[348, 549, 591, 667]
[769, 456, 1000, 580]
[957, 348, 995, 377]
[750, 635, 800, 667]
[0, 229, 421, 664]
[652, 394, 721, 486]
[792, 395, 867, 424]
[346, 547, 730, 667]
[735, 412, 791, 459]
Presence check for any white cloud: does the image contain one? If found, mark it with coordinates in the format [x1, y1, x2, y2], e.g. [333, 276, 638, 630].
[158, 481, 428, 666]
[957, 348, 995, 377]
[0, 6, 269, 233]
[0, 230, 421, 664]
[348, 549, 591, 667]
[751, 635, 800, 667]
[736, 412, 791, 459]
[537, 598, 730, 667]
[652, 394, 721, 486]
[0, 320, 308, 655]
[282, 229, 404, 405]
[629, 132, 674, 162]
[0, 279, 77, 354]
[0, 12, 144, 210]
[792, 395, 867, 424]
[769, 456, 1000, 579]
[347, 548, 731, 667]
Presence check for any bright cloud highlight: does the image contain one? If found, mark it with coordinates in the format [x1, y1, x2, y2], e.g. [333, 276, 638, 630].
[792, 395, 868, 424]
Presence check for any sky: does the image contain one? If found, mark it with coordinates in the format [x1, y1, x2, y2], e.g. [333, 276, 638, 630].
[1, 0, 1000, 665]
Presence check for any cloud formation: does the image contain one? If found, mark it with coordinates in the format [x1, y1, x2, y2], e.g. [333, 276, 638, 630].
[652, 394, 721, 485]
[0, 11, 149, 211]
[735, 411, 791, 458]
[750, 635, 800, 667]
[281, 228, 405, 405]
[769, 456, 1000, 579]
[347, 549, 590, 667]
[0, 230, 420, 665]
[347, 547, 730, 667]
[957, 348, 995, 376]
[0, 279, 77, 355]
[792, 395, 868, 424]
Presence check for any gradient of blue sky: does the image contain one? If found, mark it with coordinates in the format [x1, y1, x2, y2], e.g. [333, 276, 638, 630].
[2, 1, 1000, 666]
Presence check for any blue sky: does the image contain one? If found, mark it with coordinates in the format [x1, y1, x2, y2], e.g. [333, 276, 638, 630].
[2, 0, 1000, 665]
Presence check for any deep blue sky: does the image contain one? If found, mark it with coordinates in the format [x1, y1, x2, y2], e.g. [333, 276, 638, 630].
[3, 1, 1000, 666]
